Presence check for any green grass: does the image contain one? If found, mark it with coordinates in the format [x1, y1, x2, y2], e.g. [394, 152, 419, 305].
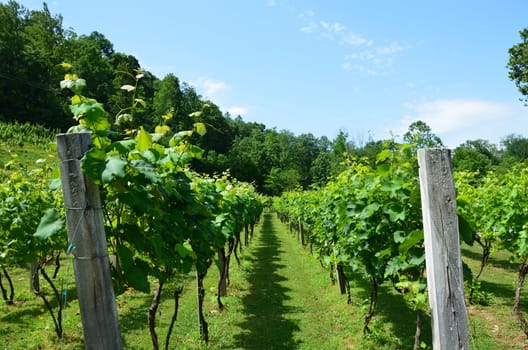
[0, 121, 59, 177]
[1, 212, 528, 349]
[462, 245, 527, 349]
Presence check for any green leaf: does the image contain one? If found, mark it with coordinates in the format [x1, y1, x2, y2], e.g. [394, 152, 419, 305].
[81, 148, 107, 184]
[381, 179, 404, 195]
[134, 98, 146, 107]
[169, 130, 193, 146]
[376, 149, 392, 163]
[155, 125, 170, 135]
[117, 246, 150, 292]
[117, 245, 134, 271]
[399, 230, 424, 254]
[194, 122, 207, 136]
[58, 62, 72, 69]
[34, 209, 64, 240]
[49, 178, 62, 190]
[124, 264, 150, 293]
[175, 243, 193, 258]
[393, 230, 407, 243]
[136, 126, 152, 151]
[458, 215, 475, 246]
[60, 78, 86, 94]
[111, 139, 136, 154]
[101, 156, 127, 183]
[376, 163, 391, 176]
[130, 160, 159, 184]
[386, 204, 406, 222]
[70, 101, 109, 131]
[360, 203, 380, 219]
[187, 145, 204, 159]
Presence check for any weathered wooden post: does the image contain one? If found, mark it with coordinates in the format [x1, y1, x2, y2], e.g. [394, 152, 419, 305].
[57, 132, 123, 350]
[298, 217, 305, 246]
[335, 262, 347, 295]
[418, 149, 469, 350]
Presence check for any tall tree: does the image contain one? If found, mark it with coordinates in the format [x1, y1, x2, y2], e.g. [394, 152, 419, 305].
[403, 120, 443, 149]
[153, 73, 183, 124]
[192, 102, 234, 154]
[178, 83, 203, 131]
[452, 139, 499, 176]
[0, 1, 71, 129]
[228, 115, 265, 139]
[310, 151, 333, 187]
[507, 28, 528, 105]
[502, 134, 528, 163]
[227, 129, 269, 191]
[0, 1, 30, 122]
[264, 167, 301, 196]
[67, 31, 114, 105]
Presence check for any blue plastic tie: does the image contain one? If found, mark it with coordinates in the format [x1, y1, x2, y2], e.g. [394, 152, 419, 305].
[66, 243, 76, 255]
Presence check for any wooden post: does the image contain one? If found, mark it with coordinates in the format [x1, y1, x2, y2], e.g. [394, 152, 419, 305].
[29, 261, 39, 292]
[335, 262, 347, 295]
[298, 219, 305, 246]
[57, 133, 123, 350]
[418, 149, 469, 350]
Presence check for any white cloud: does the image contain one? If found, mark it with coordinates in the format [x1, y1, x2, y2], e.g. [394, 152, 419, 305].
[298, 11, 404, 74]
[299, 12, 370, 47]
[190, 78, 230, 98]
[227, 106, 249, 116]
[300, 23, 318, 34]
[299, 10, 315, 18]
[299, 10, 317, 33]
[143, 64, 178, 79]
[187, 77, 250, 117]
[343, 41, 404, 75]
[343, 32, 372, 46]
[389, 98, 528, 148]
[267, 0, 277, 7]
[399, 99, 509, 133]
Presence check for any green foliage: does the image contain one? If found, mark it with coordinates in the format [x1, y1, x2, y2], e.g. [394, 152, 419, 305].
[457, 164, 528, 263]
[0, 161, 65, 268]
[58, 71, 264, 345]
[264, 167, 301, 195]
[501, 134, 528, 163]
[34, 208, 64, 240]
[456, 160, 528, 334]
[466, 281, 495, 306]
[0, 121, 57, 148]
[0, 1, 73, 129]
[403, 120, 443, 149]
[274, 142, 428, 333]
[0, 157, 66, 336]
[507, 27, 528, 105]
[452, 139, 499, 176]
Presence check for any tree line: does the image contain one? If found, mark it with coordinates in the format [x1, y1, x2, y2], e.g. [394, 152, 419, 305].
[1, 1, 527, 194]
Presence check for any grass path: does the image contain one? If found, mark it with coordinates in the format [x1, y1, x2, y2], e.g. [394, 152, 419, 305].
[228, 211, 359, 349]
[163, 211, 361, 350]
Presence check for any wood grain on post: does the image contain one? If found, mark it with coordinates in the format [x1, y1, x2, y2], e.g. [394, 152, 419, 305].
[57, 132, 122, 350]
[418, 149, 469, 350]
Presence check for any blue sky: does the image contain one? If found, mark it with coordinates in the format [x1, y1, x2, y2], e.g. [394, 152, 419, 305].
[17, 0, 528, 148]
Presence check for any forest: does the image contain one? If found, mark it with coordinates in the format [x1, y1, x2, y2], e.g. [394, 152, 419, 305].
[1, 0, 527, 196]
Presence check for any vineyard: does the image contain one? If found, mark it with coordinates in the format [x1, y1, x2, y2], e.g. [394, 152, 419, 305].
[273, 144, 528, 349]
[1, 71, 528, 350]
[0, 72, 265, 349]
